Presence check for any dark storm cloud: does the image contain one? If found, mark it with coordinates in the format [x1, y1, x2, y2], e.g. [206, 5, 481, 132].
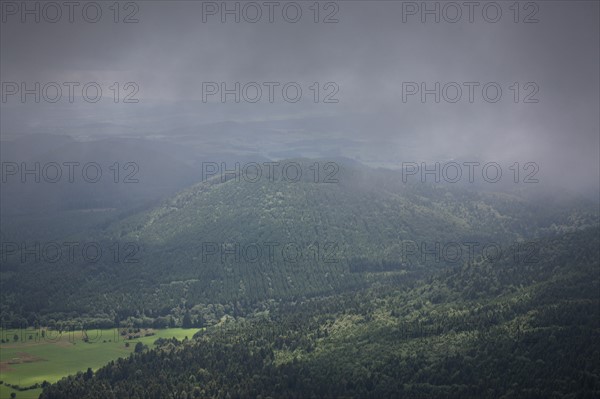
[1, 1, 598, 195]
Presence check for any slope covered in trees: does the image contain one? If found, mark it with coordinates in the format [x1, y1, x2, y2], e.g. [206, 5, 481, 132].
[39, 227, 600, 398]
[1, 160, 595, 329]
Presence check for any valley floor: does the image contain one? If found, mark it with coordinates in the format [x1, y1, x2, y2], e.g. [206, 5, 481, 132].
[0, 328, 200, 399]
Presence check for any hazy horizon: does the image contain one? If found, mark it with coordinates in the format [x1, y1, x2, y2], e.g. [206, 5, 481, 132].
[2, 1, 599, 198]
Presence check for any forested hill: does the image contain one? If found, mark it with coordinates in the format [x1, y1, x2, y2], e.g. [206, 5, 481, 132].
[39, 226, 600, 398]
[0, 159, 596, 329]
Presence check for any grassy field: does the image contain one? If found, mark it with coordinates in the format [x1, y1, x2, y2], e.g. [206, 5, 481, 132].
[0, 327, 200, 399]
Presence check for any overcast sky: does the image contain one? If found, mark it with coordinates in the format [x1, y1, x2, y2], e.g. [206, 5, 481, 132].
[1, 1, 599, 195]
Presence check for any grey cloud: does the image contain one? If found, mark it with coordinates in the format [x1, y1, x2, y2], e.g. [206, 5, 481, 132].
[1, 1, 598, 197]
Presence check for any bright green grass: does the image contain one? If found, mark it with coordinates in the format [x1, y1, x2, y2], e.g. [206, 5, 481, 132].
[0, 327, 199, 399]
[0, 384, 41, 399]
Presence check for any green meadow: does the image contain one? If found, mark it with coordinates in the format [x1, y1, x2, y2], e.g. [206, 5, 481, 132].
[0, 327, 200, 399]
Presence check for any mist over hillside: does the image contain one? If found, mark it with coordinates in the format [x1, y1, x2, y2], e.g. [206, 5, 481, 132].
[1, 1, 599, 398]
